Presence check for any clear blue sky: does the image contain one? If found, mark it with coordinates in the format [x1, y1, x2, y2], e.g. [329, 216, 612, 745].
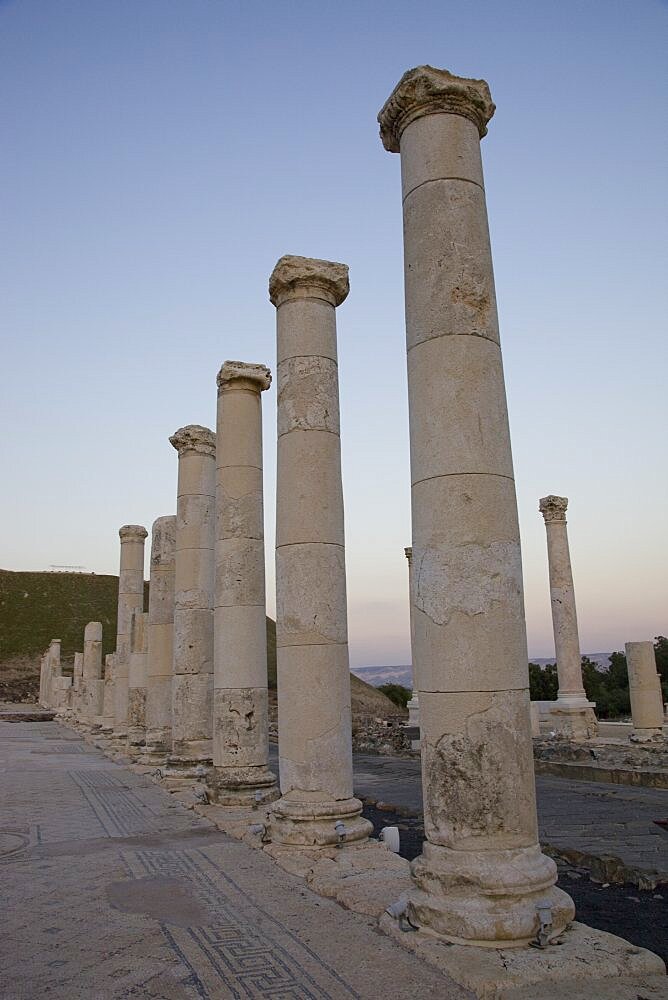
[1, 0, 666, 666]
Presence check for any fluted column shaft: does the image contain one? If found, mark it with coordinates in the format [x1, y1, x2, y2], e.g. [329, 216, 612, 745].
[378, 65, 573, 945]
[167, 425, 216, 774]
[268, 255, 371, 847]
[208, 362, 278, 805]
[143, 515, 176, 763]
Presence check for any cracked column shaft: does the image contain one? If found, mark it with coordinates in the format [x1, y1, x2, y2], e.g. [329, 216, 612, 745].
[166, 425, 216, 776]
[208, 361, 278, 805]
[378, 65, 574, 945]
[268, 254, 371, 847]
[143, 515, 176, 764]
[81, 622, 103, 726]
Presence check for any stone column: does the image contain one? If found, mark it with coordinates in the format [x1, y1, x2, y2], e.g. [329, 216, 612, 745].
[143, 515, 177, 765]
[166, 425, 216, 778]
[268, 255, 371, 847]
[539, 495, 597, 739]
[112, 524, 148, 741]
[208, 361, 278, 805]
[404, 546, 420, 733]
[626, 641, 664, 741]
[72, 652, 84, 717]
[99, 654, 116, 734]
[46, 640, 62, 710]
[127, 611, 149, 751]
[39, 653, 48, 707]
[378, 66, 573, 944]
[81, 621, 103, 727]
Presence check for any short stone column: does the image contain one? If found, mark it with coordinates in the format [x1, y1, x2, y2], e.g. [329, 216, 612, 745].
[46, 639, 62, 710]
[81, 622, 103, 726]
[268, 255, 371, 847]
[404, 546, 420, 733]
[166, 425, 216, 778]
[626, 641, 664, 741]
[39, 652, 48, 707]
[539, 495, 597, 739]
[143, 516, 177, 765]
[112, 524, 148, 741]
[99, 654, 116, 734]
[208, 361, 278, 805]
[378, 66, 573, 944]
[127, 612, 149, 751]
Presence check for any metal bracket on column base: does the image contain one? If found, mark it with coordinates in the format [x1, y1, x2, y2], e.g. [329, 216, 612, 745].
[268, 795, 373, 848]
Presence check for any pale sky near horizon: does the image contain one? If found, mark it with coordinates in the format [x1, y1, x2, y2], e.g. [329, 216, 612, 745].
[1, 0, 666, 667]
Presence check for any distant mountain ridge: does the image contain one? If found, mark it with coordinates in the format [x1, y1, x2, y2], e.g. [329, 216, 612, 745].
[353, 654, 613, 689]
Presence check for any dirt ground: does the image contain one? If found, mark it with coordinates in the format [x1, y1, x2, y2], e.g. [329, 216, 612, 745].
[0, 656, 40, 703]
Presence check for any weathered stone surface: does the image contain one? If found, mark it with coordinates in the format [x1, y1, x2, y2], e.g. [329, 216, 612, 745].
[626, 641, 665, 739]
[111, 524, 147, 742]
[378, 64, 495, 151]
[208, 360, 277, 805]
[165, 426, 215, 777]
[143, 515, 176, 764]
[269, 255, 370, 847]
[379, 66, 573, 943]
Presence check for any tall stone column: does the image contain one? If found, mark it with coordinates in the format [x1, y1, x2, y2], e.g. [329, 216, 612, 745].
[143, 515, 177, 765]
[81, 621, 103, 727]
[112, 524, 148, 741]
[99, 654, 116, 734]
[166, 425, 216, 778]
[127, 611, 149, 751]
[268, 255, 371, 847]
[378, 66, 573, 944]
[626, 641, 664, 741]
[208, 361, 278, 805]
[404, 546, 420, 733]
[539, 495, 597, 739]
[72, 652, 84, 717]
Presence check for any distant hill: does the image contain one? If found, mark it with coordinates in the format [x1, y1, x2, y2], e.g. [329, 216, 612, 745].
[0, 569, 396, 716]
[352, 664, 413, 689]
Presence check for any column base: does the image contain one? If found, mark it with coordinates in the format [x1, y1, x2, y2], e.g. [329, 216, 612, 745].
[162, 755, 212, 782]
[547, 701, 598, 740]
[630, 727, 664, 743]
[207, 765, 279, 806]
[269, 794, 372, 848]
[408, 841, 574, 947]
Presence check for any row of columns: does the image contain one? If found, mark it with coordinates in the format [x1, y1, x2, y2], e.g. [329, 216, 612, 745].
[39, 63, 664, 952]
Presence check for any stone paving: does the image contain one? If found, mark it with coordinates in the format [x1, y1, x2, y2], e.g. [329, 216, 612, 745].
[0, 720, 464, 1000]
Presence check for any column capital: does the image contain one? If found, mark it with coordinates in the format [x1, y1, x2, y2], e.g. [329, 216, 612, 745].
[404, 546, 412, 564]
[217, 361, 272, 394]
[269, 255, 349, 308]
[378, 65, 495, 153]
[119, 524, 148, 541]
[169, 424, 216, 458]
[539, 495, 569, 522]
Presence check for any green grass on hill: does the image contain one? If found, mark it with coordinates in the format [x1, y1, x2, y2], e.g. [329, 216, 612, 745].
[0, 569, 395, 714]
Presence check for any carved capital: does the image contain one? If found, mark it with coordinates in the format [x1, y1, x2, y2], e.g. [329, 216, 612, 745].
[217, 361, 272, 394]
[404, 546, 413, 564]
[269, 255, 349, 308]
[119, 524, 148, 541]
[539, 495, 569, 523]
[169, 424, 216, 458]
[378, 65, 495, 152]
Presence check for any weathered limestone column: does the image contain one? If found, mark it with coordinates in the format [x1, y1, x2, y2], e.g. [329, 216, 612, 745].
[208, 361, 278, 805]
[378, 66, 573, 944]
[112, 524, 148, 741]
[268, 255, 371, 846]
[143, 515, 177, 764]
[81, 621, 103, 727]
[99, 654, 116, 734]
[404, 546, 420, 732]
[539, 495, 597, 739]
[127, 611, 149, 751]
[166, 425, 216, 777]
[626, 641, 664, 741]
[39, 652, 48, 707]
[46, 639, 63, 710]
[72, 652, 84, 717]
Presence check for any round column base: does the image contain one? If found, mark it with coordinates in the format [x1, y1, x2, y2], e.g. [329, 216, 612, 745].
[207, 766, 279, 806]
[548, 703, 598, 741]
[163, 755, 212, 780]
[630, 728, 664, 743]
[270, 795, 372, 848]
[409, 841, 575, 947]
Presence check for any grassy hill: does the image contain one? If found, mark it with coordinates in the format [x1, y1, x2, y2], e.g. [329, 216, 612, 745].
[0, 569, 398, 716]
